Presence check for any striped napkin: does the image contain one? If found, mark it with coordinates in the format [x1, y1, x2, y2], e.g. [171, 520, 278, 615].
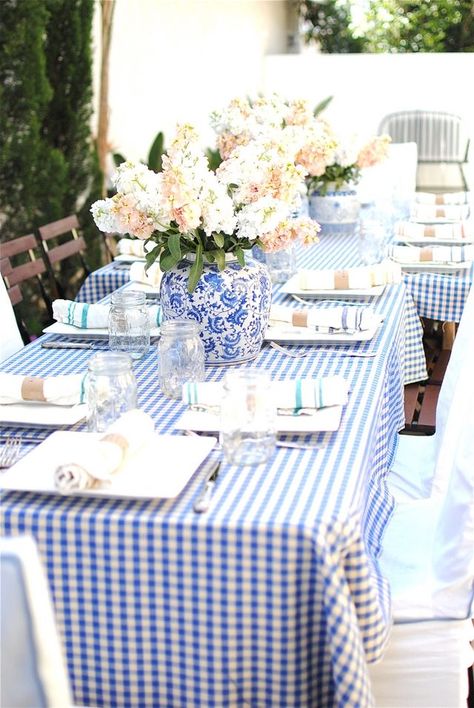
[54, 409, 154, 492]
[52, 299, 162, 328]
[295, 260, 401, 291]
[0, 373, 85, 406]
[411, 204, 470, 221]
[129, 261, 162, 289]
[117, 238, 147, 258]
[182, 377, 349, 415]
[388, 244, 474, 264]
[269, 305, 382, 333]
[396, 220, 474, 241]
[415, 191, 470, 205]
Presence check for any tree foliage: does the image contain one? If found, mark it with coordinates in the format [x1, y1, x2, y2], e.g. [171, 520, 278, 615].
[298, 0, 474, 53]
[299, 0, 364, 53]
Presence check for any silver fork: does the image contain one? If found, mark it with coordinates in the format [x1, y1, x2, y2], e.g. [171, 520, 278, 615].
[0, 435, 21, 470]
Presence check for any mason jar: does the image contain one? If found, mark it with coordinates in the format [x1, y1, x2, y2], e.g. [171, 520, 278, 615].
[158, 320, 205, 399]
[86, 352, 137, 432]
[108, 290, 150, 359]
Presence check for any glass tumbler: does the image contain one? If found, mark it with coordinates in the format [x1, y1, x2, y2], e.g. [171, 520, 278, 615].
[158, 320, 205, 399]
[86, 352, 137, 432]
[220, 368, 276, 466]
[265, 246, 297, 284]
[108, 290, 150, 360]
[358, 218, 387, 265]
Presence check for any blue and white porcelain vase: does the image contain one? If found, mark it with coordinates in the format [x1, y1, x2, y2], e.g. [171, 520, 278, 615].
[308, 183, 360, 236]
[160, 256, 272, 364]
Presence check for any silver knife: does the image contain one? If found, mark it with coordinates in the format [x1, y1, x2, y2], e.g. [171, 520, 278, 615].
[41, 341, 95, 350]
[193, 461, 221, 513]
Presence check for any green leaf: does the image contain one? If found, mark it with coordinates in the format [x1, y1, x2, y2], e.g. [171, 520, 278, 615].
[188, 245, 203, 292]
[235, 246, 245, 267]
[213, 233, 225, 248]
[214, 249, 226, 271]
[168, 232, 182, 261]
[147, 131, 165, 172]
[113, 152, 126, 167]
[160, 249, 182, 271]
[313, 95, 333, 117]
[145, 245, 160, 268]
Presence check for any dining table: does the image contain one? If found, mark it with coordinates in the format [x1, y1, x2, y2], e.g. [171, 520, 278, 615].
[1, 233, 425, 707]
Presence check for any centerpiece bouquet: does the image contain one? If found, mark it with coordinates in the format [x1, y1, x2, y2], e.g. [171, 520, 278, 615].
[91, 123, 320, 292]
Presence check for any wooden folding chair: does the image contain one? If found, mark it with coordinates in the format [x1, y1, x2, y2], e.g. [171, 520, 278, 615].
[0, 234, 56, 342]
[37, 215, 91, 300]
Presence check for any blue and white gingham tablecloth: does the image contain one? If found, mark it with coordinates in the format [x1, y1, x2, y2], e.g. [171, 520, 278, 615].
[1, 236, 419, 707]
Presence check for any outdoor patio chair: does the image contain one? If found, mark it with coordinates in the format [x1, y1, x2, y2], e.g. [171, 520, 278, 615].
[388, 283, 474, 503]
[378, 110, 470, 191]
[0, 233, 57, 342]
[369, 362, 474, 706]
[0, 535, 74, 707]
[37, 215, 91, 300]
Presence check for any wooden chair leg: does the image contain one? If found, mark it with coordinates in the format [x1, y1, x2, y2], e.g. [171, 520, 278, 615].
[442, 322, 456, 350]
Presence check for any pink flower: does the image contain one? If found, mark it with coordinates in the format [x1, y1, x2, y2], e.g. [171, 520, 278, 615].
[357, 135, 391, 168]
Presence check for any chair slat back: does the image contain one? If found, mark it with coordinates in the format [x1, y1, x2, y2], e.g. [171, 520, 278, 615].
[379, 111, 468, 163]
[36, 215, 90, 299]
[46, 234, 87, 265]
[38, 215, 80, 241]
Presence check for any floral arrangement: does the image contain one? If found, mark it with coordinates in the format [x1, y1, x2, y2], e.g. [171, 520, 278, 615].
[211, 94, 391, 196]
[91, 124, 320, 291]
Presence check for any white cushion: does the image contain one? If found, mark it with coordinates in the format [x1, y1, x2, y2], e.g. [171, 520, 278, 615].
[368, 618, 474, 707]
[0, 277, 23, 363]
[388, 434, 436, 501]
[0, 536, 73, 707]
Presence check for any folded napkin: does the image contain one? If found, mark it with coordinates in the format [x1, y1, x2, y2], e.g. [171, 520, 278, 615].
[388, 244, 474, 264]
[415, 191, 470, 205]
[0, 373, 85, 406]
[296, 260, 401, 291]
[182, 377, 349, 415]
[411, 204, 470, 221]
[396, 220, 474, 241]
[54, 409, 154, 492]
[53, 299, 162, 328]
[117, 238, 147, 258]
[269, 305, 382, 333]
[129, 261, 163, 289]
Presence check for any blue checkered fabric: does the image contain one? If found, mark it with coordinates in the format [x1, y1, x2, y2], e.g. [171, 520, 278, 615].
[76, 263, 129, 303]
[1, 234, 424, 707]
[402, 264, 473, 323]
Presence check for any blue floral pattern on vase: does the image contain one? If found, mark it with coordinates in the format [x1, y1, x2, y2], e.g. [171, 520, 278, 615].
[308, 188, 360, 236]
[160, 257, 272, 364]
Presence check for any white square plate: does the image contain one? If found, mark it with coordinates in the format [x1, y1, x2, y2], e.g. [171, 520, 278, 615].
[264, 323, 379, 344]
[281, 273, 385, 299]
[175, 406, 343, 434]
[1, 431, 217, 499]
[396, 236, 474, 246]
[397, 261, 472, 273]
[0, 402, 88, 427]
[114, 254, 146, 263]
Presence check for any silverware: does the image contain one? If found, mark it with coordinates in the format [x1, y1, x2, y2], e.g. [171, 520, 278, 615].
[0, 435, 21, 469]
[193, 461, 221, 513]
[41, 341, 95, 350]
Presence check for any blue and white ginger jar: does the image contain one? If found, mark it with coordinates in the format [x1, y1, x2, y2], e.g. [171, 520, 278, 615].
[160, 256, 272, 364]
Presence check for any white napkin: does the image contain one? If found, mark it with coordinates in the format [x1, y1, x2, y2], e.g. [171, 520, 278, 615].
[415, 191, 470, 205]
[389, 244, 474, 264]
[182, 377, 349, 414]
[296, 260, 401, 291]
[52, 299, 162, 329]
[129, 261, 163, 289]
[117, 238, 147, 258]
[411, 204, 470, 221]
[269, 305, 382, 333]
[396, 220, 474, 240]
[0, 373, 85, 406]
[54, 409, 154, 492]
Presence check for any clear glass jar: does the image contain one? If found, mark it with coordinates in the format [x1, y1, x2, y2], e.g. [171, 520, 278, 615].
[265, 246, 297, 284]
[86, 352, 137, 432]
[108, 290, 150, 360]
[220, 368, 276, 466]
[158, 320, 205, 399]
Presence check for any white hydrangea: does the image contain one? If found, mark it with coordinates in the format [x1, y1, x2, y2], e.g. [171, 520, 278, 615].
[236, 197, 289, 240]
